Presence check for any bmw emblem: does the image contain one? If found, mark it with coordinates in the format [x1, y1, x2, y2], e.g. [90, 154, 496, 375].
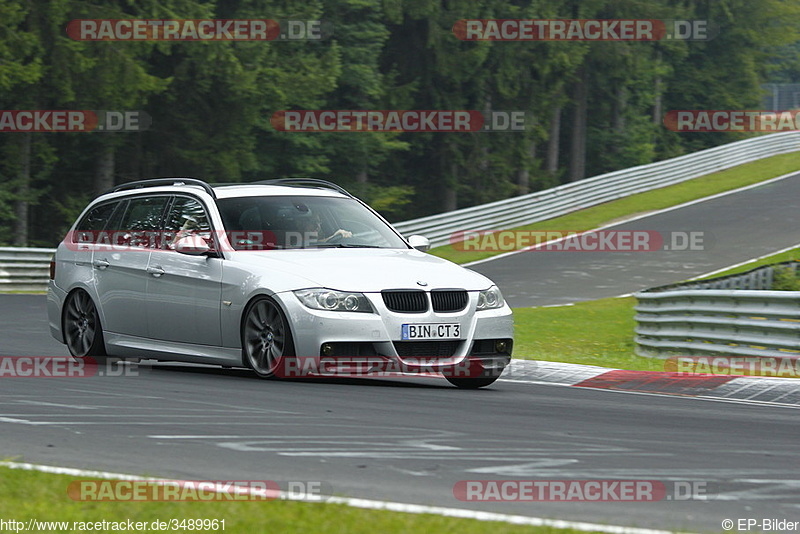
[417, 280, 428, 286]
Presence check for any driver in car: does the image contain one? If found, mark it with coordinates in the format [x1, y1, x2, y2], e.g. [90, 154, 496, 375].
[299, 214, 352, 245]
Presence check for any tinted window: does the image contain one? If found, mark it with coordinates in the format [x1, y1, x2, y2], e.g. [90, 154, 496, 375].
[217, 195, 408, 250]
[117, 196, 169, 248]
[161, 196, 212, 250]
[72, 201, 120, 243]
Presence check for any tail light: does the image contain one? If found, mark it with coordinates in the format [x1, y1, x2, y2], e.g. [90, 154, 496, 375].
[49, 258, 56, 280]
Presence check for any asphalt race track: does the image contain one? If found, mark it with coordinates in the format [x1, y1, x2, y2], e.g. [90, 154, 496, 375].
[2, 310, 800, 532]
[471, 172, 800, 307]
[2, 173, 800, 532]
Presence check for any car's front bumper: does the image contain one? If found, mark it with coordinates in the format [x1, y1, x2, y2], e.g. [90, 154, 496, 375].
[275, 290, 514, 375]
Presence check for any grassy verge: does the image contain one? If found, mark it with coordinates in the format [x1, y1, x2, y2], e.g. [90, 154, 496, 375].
[0, 465, 610, 534]
[512, 297, 663, 372]
[513, 247, 800, 372]
[431, 152, 800, 264]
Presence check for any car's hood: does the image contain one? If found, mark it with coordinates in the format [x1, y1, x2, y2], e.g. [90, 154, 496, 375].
[229, 248, 493, 292]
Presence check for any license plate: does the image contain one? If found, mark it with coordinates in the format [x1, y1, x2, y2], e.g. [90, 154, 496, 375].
[401, 323, 461, 340]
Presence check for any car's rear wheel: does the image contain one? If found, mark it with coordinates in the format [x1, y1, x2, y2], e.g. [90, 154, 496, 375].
[63, 290, 107, 360]
[242, 296, 295, 378]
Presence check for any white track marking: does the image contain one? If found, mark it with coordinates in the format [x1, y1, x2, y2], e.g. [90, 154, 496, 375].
[16, 400, 100, 410]
[0, 461, 685, 534]
[0, 417, 51, 426]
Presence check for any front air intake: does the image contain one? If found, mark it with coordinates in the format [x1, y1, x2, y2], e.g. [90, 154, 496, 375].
[381, 290, 428, 313]
[431, 290, 468, 313]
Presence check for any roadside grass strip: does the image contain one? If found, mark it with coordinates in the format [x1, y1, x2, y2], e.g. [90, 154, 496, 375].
[512, 297, 662, 372]
[0, 462, 676, 534]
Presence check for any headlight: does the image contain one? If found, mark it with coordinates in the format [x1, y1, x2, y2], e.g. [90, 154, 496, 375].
[477, 286, 505, 310]
[294, 289, 375, 313]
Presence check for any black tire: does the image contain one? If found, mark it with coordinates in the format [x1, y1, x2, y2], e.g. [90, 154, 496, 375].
[241, 296, 295, 378]
[445, 374, 501, 389]
[63, 290, 107, 361]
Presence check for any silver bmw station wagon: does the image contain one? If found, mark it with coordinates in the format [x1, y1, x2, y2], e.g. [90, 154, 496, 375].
[47, 178, 513, 388]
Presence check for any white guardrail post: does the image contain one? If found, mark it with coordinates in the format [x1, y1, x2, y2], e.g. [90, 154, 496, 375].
[1, 132, 799, 292]
[634, 262, 800, 360]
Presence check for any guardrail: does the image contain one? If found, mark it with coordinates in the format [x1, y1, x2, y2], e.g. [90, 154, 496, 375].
[394, 131, 800, 247]
[0, 247, 53, 292]
[2, 132, 799, 292]
[634, 262, 800, 360]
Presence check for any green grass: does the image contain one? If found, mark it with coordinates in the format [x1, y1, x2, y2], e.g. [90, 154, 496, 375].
[431, 152, 800, 264]
[512, 247, 800, 372]
[512, 297, 663, 372]
[0, 465, 612, 534]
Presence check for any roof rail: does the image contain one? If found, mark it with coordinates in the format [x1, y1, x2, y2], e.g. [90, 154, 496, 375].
[108, 178, 216, 199]
[254, 178, 353, 198]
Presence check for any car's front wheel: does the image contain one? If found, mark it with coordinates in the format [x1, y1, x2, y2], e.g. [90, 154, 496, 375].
[63, 290, 107, 360]
[443, 357, 506, 389]
[242, 296, 295, 378]
[445, 374, 502, 389]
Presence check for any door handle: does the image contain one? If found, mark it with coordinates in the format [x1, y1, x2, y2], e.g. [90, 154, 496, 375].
[147, 265, 165, 277]
[92, 258, 110, 270]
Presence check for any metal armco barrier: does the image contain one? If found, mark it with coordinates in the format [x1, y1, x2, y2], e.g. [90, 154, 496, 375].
[635, 262, 800, 360]
[0, 247, 54, 292]
[394, 131, 800, 247]
[2, 132, 799, 292]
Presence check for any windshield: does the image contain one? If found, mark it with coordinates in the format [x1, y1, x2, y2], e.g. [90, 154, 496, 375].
[216, 195, 409, 250]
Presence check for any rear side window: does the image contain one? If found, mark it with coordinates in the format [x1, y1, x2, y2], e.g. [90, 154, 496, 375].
[72, 201, 120, 243]
[116, 196, 169, 248]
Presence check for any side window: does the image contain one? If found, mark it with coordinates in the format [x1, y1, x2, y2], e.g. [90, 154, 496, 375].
[72, 201, 120, 243]
[117, 196, 169, 248]
[162, 196, 212, 250]
[104, 199, 128, 236]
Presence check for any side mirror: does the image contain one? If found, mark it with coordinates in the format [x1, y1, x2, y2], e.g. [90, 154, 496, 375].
[174, 234, 211, 256]
[407, 235, 431, 252]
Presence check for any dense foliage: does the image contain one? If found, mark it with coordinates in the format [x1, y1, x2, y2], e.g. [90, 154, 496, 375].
[1, 0, 798, 246]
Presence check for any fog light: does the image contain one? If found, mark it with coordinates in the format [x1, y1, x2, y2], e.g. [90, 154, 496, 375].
[495, 340, 508, 353]
[321, 343, 334, 356]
